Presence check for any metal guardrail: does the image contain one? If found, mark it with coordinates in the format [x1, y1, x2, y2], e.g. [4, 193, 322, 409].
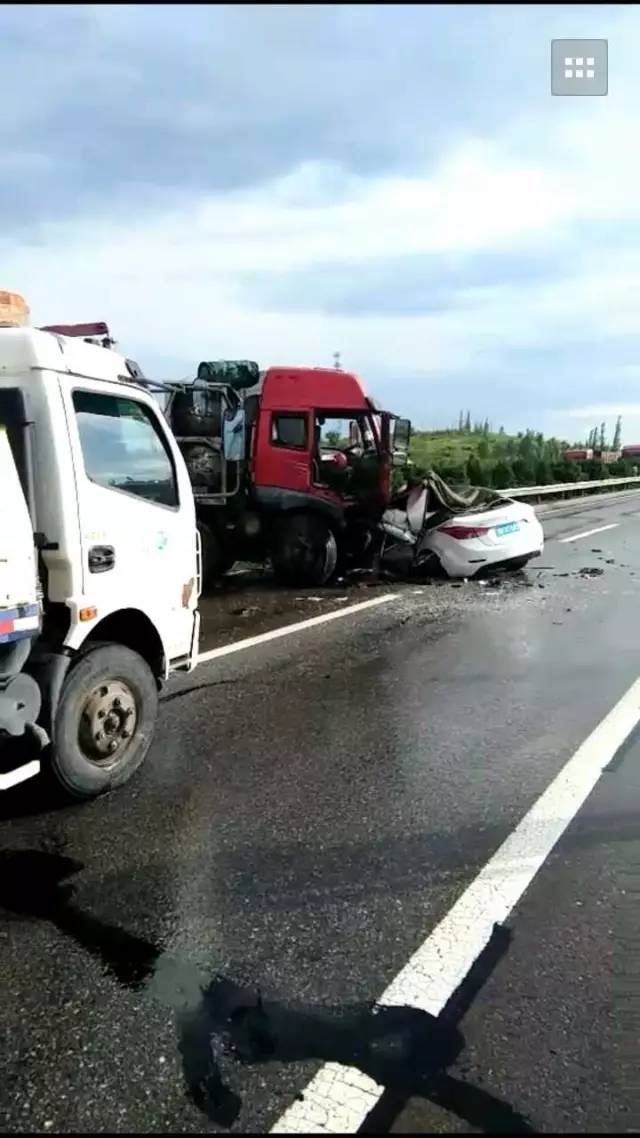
[502, 475, 640, 502]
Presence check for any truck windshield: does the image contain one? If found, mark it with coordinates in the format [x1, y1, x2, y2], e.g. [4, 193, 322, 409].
[316, 413, 378, 454]
[73, 390, 179, 507]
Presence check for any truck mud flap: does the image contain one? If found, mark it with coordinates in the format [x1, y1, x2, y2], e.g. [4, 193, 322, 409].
[0, 672, 45, 790]
[0, 672, 41, 736]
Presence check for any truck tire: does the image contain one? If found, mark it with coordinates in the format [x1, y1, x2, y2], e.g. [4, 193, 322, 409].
[170, 388, 223, 437]
[272, 512, 338, 587]
[49, 643, 158, 800]
[198, 520, 234, 592]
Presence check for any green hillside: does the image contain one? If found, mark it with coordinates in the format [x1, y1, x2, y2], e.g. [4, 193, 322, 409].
[408, 422, 634, 489]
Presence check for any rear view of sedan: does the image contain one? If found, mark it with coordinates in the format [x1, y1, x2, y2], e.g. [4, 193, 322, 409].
[424, 497, 544, 578]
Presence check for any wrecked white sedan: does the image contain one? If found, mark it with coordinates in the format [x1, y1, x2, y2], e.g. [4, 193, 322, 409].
[380, 474, 544, 579]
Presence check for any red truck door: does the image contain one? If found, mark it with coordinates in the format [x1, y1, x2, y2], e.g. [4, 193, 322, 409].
[253, 408, 313, 493]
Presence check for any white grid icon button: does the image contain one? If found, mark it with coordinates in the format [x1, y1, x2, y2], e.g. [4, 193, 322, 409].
[552, 39, 608, 96]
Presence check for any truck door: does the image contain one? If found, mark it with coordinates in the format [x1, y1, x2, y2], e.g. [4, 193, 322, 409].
[63, 382, 197, 663]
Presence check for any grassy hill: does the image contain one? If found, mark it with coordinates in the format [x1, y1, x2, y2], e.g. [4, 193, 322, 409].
[408, 427, 634, 489]
[410, 428, 511, 471]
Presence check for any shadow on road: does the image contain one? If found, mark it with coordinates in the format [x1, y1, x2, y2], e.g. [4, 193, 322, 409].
[0, 847, 535, 1134]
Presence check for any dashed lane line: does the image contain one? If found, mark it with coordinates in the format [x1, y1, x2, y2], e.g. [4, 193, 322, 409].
[558, 522, 619, 544]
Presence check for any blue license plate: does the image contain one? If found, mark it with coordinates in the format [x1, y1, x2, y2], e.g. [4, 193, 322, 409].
[495, 521, 520, 537]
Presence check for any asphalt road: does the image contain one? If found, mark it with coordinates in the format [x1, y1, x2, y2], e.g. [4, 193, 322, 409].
[1, 490, 640, 1134]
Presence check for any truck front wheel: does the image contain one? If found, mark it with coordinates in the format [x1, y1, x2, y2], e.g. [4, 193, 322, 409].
[198, 520, 235, 592]
[272, 513, 339, 587]
[50, 643, 158, 799]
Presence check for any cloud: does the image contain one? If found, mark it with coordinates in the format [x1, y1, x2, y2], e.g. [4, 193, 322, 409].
[2, 4, 640, 439]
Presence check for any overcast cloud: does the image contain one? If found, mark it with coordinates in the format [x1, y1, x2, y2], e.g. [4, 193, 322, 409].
[1, 4, 637, 439]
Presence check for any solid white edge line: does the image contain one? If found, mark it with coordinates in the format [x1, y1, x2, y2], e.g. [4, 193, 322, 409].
[0, 759, 41, 792]
[196, 594, 398, 664]
[270, 674, 640, 1134]
[558, 522, 619, 543]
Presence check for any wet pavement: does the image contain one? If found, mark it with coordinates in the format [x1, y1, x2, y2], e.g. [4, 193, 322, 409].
[388, 724, 640, 1134]
[194, 570, 393, 655]
[1, 492, 640, 1133]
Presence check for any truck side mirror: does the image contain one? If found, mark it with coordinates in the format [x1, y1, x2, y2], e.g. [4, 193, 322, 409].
[393, 418, 411, 452]
[348, 421, 359, 446]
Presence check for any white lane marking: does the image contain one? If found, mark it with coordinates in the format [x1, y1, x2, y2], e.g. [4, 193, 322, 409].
[558, 522, 619, 543]
[271, 675, 640, 1133]
[196, 594, 397, 664]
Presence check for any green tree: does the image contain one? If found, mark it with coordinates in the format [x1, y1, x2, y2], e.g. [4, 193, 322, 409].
[466, 454, 487, 487]
[512, 456, 537, 485]
[458, 410, 464, 433]
[553, 460, 579, 483]
[609, 458, 631, 476]
[464, 410, 472, 432]
[438, 459, 468, 485]
[492, 458, 515, 489]
[517, 431, 536, 468]
[535, 456, 553, 485]
[478, 436, 490, 459]
[324, 430, 341, 446]
[545, 437, 561, 464]
[599, 422, 607, 450]
[613, 415, 622, 451]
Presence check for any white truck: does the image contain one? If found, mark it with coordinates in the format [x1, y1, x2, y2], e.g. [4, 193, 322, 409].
[0, 315, 201, 799]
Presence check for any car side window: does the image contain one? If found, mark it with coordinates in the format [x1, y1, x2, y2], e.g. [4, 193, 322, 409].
[271, 413, 308, 449]
[72, 390, 179, 507]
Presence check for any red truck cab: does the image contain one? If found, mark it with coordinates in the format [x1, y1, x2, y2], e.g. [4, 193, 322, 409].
[167, 360, 410, 589]
[247, 366, 404, 586]
[253, 366, 391, 505]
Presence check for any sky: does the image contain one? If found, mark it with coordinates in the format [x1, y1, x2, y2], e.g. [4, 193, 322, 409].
[1, 3, 638, 441]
